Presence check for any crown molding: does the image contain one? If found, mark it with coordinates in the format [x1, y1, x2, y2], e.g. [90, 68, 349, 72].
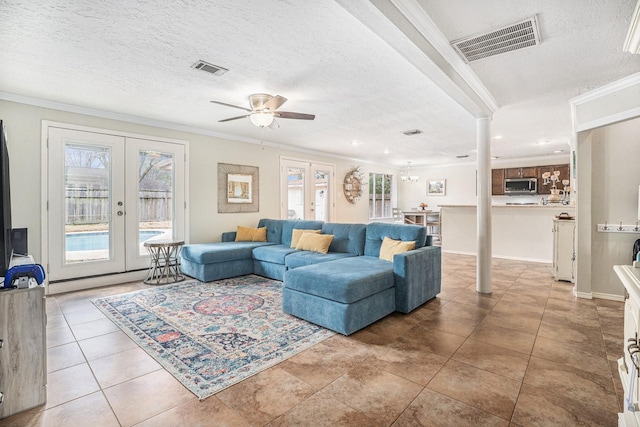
[624, 0, 640, 54]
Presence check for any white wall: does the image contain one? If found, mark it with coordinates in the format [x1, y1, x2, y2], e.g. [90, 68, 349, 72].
[0, 99, 391, 264]
[579, 117, 640, 298]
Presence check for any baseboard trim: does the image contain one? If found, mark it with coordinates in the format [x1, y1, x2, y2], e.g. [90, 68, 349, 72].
[441, 249, 551, 264]
[46, 270, 147, 295]
[591, 292, 625, 302]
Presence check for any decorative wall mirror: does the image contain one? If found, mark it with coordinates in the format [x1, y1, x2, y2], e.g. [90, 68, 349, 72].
[343, 166, 363, 204]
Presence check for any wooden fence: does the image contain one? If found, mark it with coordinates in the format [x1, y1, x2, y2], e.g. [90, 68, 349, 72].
[65, 188, 172, 225]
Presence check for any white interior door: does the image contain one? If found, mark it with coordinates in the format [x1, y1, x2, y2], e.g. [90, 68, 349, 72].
[48, 127, 126, 281]
[280, 158, 334, 221]
[125, 138, 185, 270]
[47, 127, 186, 281]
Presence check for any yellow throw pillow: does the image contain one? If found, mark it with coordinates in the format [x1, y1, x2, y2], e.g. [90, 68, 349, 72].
[290, 228, 321, 248]
[235, 226, 267, 242]
[295, 233, 334, 254]
[379, 236, 415, 262]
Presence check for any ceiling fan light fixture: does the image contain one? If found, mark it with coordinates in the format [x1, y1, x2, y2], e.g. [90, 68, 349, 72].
[249, 112, 274, 127]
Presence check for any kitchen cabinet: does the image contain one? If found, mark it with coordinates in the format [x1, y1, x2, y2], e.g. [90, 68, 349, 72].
[613, 265, 640, 426]
[552, 218, 575, 282]
[538, 164, 570, 195]
[491, 169, 505, 195]
[505, 167, 537, 179]
[0, 286, 46, 419]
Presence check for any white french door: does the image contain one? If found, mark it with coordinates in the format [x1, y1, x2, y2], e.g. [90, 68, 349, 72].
[47, 126, 185, 281]
[280, 158, 334, 221]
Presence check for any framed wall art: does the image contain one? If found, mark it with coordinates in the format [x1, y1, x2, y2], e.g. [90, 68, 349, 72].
[427, 179, 446, 196]
[217, 163, 259, 213]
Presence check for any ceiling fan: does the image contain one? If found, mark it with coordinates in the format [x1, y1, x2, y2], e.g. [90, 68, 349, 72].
[211, 93, 315, 128]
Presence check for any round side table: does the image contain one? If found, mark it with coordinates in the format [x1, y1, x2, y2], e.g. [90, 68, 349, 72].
[143, 239, 185, 285]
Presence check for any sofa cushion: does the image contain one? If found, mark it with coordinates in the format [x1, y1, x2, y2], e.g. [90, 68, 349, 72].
[235, 226, 267, 242]
[251, 244, 298, 264]
[284, 257, 394, 304]
[285, 251, 356, 269]
[281, 220, 324, 247]
[321, 223, 366, 255]
[180, 242, 273, 264]
[257, 219, 285, 244]
[365, 222, 427, 258]
[290, 229, 321, 248]
[379, 237, 416, 262]
[295, 233, 334, 254]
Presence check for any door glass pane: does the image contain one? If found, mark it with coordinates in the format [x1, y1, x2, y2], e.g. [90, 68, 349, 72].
[138, 150, 174, 255]
[64, 144, 111, 263]
[287, 167, 305, 219]
[314, 169, 330, 221]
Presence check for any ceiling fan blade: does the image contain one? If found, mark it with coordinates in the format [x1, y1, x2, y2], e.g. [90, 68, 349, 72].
[262, 95, 287, 111]
[210, 100, 252, 112]
[275, 111, 315, 120]
[218, 115, 250, 122]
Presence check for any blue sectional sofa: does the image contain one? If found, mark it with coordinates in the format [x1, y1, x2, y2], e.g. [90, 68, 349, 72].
[180, 219, 441, 335]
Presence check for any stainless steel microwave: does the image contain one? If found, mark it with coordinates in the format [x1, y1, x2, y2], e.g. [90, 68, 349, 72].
[504, 178, 537, 195]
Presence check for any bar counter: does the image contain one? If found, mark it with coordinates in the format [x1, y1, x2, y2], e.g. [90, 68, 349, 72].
[439, 204, 575, 263]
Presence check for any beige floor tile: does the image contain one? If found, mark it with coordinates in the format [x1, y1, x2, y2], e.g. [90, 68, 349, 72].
[532, 335, 610, 375]
[135, 395, 251, 427]
[46, 324, 76, 348]
[398, 325, 466, 358]
[419, 309, 483, 337]
[69, 317, 121, 341]
[63, 305, 106, 325]
[468, 321, 536, 355]
[393, 388, 510, 426]
[103, 369, 194, 427]
[317, 365, 423, 425]
[452, 339, 530, 381]
[47, 341, 85, 373]
[216, 367, 316, 426]
[45, 363, 100, 409]
[78, 330, 140, 361]
[523, 356, 619, 413]
[2, 391, 119, 427]
[512, 383, 617, 427]
[428, 359, 521, 420]
[267, 393, 379, 427]
[89, 346, 162, 388]
[366, 338, 448, 386]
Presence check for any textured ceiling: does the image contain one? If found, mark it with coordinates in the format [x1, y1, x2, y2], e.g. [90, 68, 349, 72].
[0, 0, 639, 167]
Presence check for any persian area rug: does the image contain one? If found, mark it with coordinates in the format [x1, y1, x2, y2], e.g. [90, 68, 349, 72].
[92, 275, 334, 400]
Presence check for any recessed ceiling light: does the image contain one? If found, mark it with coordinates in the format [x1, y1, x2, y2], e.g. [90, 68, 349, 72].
[491, 156, 499, 160]
[351, 140, 360, 146]
[383, 149, 391, 154]
[554, 149, 564, 153]
[536, 140, 551, 145]
[493, 135, 503, 140]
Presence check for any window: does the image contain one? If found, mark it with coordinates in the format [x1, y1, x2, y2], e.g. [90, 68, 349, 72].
[369, 173, 393, 219]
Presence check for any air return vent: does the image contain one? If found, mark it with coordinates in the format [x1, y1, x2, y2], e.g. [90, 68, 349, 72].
[451, 16, 541, 63]
[191, 60, 229, 76]
[402, 129, 423, 136]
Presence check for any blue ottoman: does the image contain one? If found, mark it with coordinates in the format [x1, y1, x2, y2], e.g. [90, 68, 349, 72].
[282, 257, 396, 335]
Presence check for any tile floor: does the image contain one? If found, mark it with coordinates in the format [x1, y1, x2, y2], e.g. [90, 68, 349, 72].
[2, 253, 624, 426]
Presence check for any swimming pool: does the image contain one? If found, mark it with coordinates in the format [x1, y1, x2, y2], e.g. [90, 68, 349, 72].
[66, 230, 164, 251]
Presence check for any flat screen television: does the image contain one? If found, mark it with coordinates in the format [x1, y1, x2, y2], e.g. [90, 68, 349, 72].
[0, 120, 12, 276]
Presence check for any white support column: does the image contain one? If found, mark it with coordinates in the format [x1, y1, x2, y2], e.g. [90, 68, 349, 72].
[477, 117, 492, 294]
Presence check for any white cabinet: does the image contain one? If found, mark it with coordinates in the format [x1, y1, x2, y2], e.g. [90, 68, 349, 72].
[614, 265, 640, 426]
[553, 218, 575, 282]
[0, 286, 46, 419]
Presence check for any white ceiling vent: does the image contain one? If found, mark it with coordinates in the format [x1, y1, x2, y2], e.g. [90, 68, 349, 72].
[451, 16, 541, 63]
[191, 60, 229, 76]
[402, 129, 423, 136]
